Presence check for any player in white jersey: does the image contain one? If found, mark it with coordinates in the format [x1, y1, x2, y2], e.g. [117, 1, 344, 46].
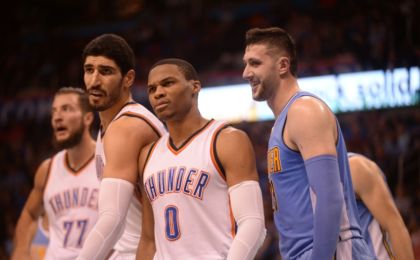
[78, 34, 166, 260]
[137, 58, 266, 260]
[12, 87, 99, 260]
[348, 153, 414, 260]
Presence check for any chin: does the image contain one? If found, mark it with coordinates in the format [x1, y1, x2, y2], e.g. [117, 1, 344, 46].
[252, 93, 266, 101]
[91, 102, 110, 112]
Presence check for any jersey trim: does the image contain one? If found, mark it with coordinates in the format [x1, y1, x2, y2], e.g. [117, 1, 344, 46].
[382, 228, 394, 259]
[44, 156, 56, 194]
[210, 123, 229, 179]
[116, 112, 163, 138]
[99, 101, 138, 136]
[143, 141, 159, 171]
[64, 152, 95, 175]
[228, 199, 236, 238]
[167, 119, 214, 155]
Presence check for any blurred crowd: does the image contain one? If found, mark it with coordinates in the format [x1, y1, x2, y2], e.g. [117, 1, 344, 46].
[1, 0, 418, 97]
[0, 0, 419, 259]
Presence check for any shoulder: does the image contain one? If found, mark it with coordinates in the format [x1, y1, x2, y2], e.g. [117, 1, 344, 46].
[288, 96, 335, 124]
[34, 157, 52, 189]
[349, 155, 378, 178]
[285, 95, 337, 155]
[216, 126, 250, 145]
[216, 125, 254, 159]
[348, 155, 381, 194]
[105, 115, 160, 144]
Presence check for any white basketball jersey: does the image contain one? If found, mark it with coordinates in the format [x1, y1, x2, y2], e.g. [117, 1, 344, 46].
[95, 102, 166, 254]
[143, 120, 235, 260]
[43, 150, 99, 260]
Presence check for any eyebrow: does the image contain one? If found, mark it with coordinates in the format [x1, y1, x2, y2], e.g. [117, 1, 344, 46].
[83, 64, 116, 70]
[148, 76, 176, 88]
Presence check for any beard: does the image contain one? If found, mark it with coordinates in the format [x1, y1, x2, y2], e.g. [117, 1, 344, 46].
[88, 82, 124, 112]
[52, 122, 85, 150]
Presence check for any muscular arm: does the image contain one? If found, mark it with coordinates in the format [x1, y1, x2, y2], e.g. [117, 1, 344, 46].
[350, 156, 414, 260]
[78, 117, 159, 260]
[12, 159, 51, 260]
[136, 142, 156, 260]
[217, 127, 266, 260]
[286, 97, 344, 260]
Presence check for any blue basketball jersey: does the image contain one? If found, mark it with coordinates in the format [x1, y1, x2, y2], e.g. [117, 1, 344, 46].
[267, 91, 364, 259]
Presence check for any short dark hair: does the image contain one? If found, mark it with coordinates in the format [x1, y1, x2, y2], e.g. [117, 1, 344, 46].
[82, 34, 135, 75]
[245, 27, 298, 76]
[150, 58, 199, 81]
[55, 87, 93, 114]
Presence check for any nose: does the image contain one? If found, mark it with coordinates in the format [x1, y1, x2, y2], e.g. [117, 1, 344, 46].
[52, 110, 62, 123]
[154, 85, 166, 99]
[242, 65, 252, 80]
[86, 70, 101, 88]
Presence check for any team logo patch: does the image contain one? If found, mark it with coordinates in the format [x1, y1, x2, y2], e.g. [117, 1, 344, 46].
[267, 146, 281, 174]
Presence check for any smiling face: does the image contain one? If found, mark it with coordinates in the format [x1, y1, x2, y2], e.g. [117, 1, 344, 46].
[242, 44, 281, 101]
[147, 64, 199, 122]
[83, 55, 128, 111]
[51, 93, 86, 150]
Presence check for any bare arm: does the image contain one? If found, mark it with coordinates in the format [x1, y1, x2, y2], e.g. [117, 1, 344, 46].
[217, 127, 259, 187]
[217, 127, 265, 260]
[286, 97, 343, 260]
[11, 159, 51, 260]
[350, 156, 414, 260]
[136, 142, 156, 260]
[78, 117, 159, 259]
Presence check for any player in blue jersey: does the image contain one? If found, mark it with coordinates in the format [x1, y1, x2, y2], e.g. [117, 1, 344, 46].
[348, 153, 414, 260]
[242, 27, 374, 259]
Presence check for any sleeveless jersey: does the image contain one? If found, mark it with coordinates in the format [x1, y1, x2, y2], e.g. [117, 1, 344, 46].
[95, 102, 166, 254]
[348, 153, 393, 259]
[267, 91, 364, 259]
[143, 120, 234, 260]
[43, 150, 99, 260]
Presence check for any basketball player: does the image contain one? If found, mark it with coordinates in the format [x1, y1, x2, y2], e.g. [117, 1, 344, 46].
[348, 153, 414, 260]
[77, 34, 166, 260]
[242, 27, 374, 259]
[12, 87, 99, 260]
[136, 58, 266, 260]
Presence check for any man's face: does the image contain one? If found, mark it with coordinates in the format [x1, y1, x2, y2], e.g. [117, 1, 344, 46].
[147, 64, 198, 122]
[83, 55, 124, 111]
[243, 44, 280, 101]
[51, 93, 85, 150]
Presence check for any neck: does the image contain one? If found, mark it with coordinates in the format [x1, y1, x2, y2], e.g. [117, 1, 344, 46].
[166, 109, 208, 147]
[99, 93, 132, 131]
[267, 76, 300, 118]
[66, 133, 95, 170]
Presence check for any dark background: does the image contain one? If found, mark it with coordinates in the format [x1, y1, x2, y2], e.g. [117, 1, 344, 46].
[0, 0, 419, 259]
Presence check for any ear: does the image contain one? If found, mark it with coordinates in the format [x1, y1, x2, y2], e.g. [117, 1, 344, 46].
[123, 69, 136, 90]
[84, 111, 94, 127]
[277, 57, 290, 76]
[191, 80, 201, 97]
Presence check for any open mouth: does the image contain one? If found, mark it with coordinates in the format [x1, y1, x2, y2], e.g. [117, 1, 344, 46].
[251, 80, 260, 88]
[55, 126, 68, 135]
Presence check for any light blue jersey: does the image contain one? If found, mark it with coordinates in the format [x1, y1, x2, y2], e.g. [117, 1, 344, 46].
[267, 91, 372, 259]
[348, 153, 393, 259]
